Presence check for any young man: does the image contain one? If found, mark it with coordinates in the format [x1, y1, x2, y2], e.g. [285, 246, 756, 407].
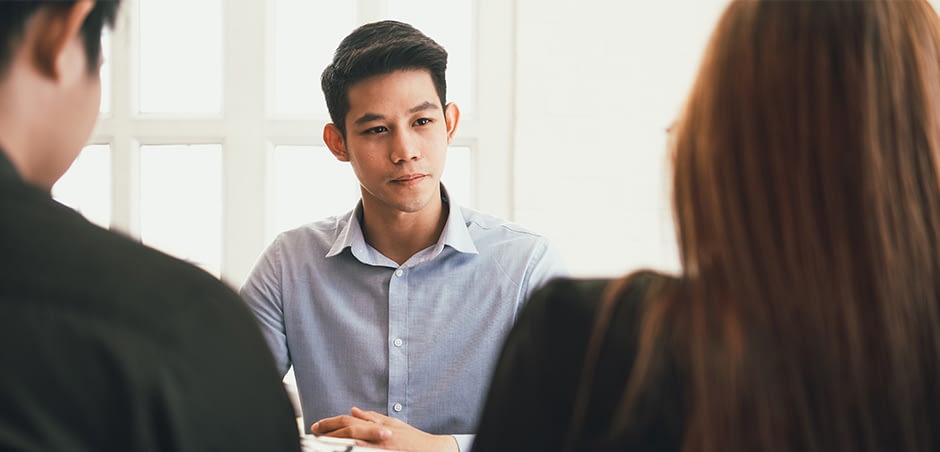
[241, 20, 567, 452]
[0, 2, 300, 450]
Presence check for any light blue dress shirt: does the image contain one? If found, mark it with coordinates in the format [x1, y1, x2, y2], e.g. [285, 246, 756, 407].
[240, 192, 567, 449]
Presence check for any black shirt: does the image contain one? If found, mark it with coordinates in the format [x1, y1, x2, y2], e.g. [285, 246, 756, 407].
[472, 272, 683, 452]
[0, 151, 301, 451]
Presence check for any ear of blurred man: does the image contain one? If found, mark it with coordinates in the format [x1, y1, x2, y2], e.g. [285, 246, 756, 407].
[0, 1, 101, 190]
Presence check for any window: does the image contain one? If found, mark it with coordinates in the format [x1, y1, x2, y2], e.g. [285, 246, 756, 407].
[53, 145, 111, 229]
[267, 145, 359, 243]
[56, 0, 502, 287]
[139, 144, 223, 276]
[138, 0, 223, 114]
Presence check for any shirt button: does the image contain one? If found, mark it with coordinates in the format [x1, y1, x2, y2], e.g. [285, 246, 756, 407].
[393, 403, 403, 412]
[395, 269, 403, 277]
[393, 338, 403, 347]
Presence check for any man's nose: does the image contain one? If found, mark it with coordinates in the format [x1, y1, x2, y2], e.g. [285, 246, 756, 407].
[390, 130, 421, 163]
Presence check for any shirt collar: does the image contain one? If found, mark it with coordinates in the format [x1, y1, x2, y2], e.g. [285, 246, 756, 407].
[0, 148, 23, 184]
[325, 200, 371, 260]
[325, 184, 479, 263]
[437, 187, 479, 255]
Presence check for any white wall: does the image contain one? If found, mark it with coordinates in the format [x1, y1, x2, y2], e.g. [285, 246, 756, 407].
[511, 0, 729, 277]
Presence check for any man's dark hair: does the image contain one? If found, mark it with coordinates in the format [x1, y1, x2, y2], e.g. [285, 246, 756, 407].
[321, 20, 448, 137]
[0, 0, 121, 77]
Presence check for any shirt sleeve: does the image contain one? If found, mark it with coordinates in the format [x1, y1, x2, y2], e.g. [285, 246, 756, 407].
[520, 237, 569, 302]
[239, 236, 291, 376]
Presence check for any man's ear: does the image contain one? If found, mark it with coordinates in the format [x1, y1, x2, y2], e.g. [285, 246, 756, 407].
[33, 0, 96, 80]
[444, 102, 461, 145]
[323, 123, 349, 162]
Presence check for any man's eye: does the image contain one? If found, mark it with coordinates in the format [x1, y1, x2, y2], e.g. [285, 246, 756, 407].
[414, 118, 432, 126]
[365, 126, 388, 134]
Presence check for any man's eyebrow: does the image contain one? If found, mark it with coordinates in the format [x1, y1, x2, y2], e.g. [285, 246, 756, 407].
[410, 101, 439, 113]
[353, 113, 385, 125]
[353, 102, 439, 125]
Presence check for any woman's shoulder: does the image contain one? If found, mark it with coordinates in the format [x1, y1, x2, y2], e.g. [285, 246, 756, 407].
[530, 270, 678, 321]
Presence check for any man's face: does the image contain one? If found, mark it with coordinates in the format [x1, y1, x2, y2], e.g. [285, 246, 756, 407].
[338, 69, 457, 217]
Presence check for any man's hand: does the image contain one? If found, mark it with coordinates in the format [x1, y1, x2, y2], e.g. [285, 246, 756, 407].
[310, 407, 459, 452]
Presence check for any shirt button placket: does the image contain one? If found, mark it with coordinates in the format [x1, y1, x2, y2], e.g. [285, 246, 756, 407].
[388, 266, 408, 422]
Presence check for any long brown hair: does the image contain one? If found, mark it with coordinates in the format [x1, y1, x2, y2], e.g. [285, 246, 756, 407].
[582, 2, 940, 451]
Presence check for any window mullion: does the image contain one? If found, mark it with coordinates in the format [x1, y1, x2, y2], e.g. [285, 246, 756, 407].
[221, 0, 268, 286]
[107, 0, 140, 238]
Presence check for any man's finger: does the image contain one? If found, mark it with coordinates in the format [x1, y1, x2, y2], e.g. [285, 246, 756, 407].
[357, 424, 393, 442]
[350, 406, 383, 424]
[316, 424, 392, 443]
[311, 414, 357, 434]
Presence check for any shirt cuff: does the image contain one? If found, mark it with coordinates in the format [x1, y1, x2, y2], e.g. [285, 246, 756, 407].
[452, 434, 474, 452]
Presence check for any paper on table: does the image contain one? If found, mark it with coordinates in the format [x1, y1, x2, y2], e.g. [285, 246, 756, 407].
[301, 435, 402, 452]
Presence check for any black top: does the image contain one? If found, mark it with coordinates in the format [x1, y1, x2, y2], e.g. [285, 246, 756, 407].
[472, 272, 683, 452]
[0, 151, 301, 451]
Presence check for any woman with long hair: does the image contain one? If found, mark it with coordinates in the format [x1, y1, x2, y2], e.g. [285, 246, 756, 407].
[471, 2, 940, 451]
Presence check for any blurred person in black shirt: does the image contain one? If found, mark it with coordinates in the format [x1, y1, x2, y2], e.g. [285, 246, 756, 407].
[0, 2, 300, 450]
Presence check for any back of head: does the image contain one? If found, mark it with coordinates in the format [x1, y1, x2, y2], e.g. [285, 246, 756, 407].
[656, 1, 940, 451]
[320, 20, 448, 136]
[0, 0, 121, 189]
[0, 0, 120, 79]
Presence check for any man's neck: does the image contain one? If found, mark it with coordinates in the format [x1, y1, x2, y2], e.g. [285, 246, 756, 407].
[360, 197, 449, 266]
[0, 62, 60, 191]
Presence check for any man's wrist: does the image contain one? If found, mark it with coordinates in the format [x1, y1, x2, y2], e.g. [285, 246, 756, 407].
[446, 434, 460, 452]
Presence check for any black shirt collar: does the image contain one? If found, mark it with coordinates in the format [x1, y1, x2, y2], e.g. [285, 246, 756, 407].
[0, 148, 23, 184]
